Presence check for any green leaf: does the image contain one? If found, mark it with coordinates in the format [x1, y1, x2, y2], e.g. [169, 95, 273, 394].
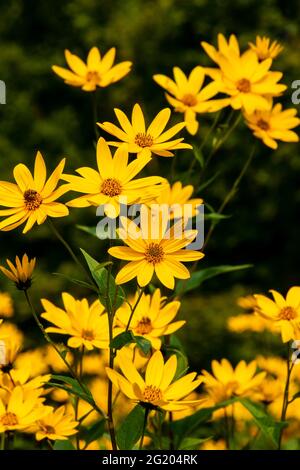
[239, 398, 286, 449]
[80, 419, 106, 446]
[110, 331, 134, 350]
[193, 147, 204, 168]
[116, 404, 146, 450]
[180, 437, 211, 450]
[204, 213, 231, 221]
[198, 171, 221, 191]
[53, 272, 97, 291]
[175, 264, 252, 295]
[76, 225, 98, 238]
[49, 375, 95, 408]
[134, 336, 152, 355]
[164, 335, 189, 380]
[53, 440, 76, 450]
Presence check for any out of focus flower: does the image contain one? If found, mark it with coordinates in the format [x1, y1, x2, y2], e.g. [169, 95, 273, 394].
[35, 406, 78, 441]
[150, 181, 203, 219]
[0, 152, 69, 233]
[201, 33, 241, 65]
[0, 254, 36, 290]
[98, 104, 192, 158]
[0, 368, 50, 400]
[248, 36, 283, 61]
[244, 103, 300, 149]
[14, 349, 49, 377]
[63, 138, 166, 218]
[41, 293, 109, 350]
[201, 439, 227, 450]
[227, 314, 277, 333]
[254, 286, 300, 342]
[52, 46, 132, 91]
[236, 295, 257, 311]
[153, 66, 229, 134]
[0, 292, 13, 318]
[0, 322, 23, 370]
[114, 289, 184, 349]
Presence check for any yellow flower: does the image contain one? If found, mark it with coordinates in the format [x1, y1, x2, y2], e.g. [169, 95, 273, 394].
[41, 293, 109, 350]
[98, 104, 192, 158]
[35, 406, 78, 441]
[52, 46, 132, 91]
[106, 349, 203, 411]
[14, 349, 49, 377]
[200, 359, 266, 404]
[108, 208, 204, 289]
[0, 254, 36, 290]
[0, 152, 69, 233]
[203, 43, 286, 113]
[201, 33, 241, 64]
[236, 294, 257, 311]
[43, 344, 74, 373]
[227, 314, 277, 334]
[62, 138, 166, 218]
[0, 368, 50, 400]
[152, 180, 203, 219]
[254, 286, 300, 342]
[153, 66, 229, 135]
[114, 289, 185, 349]
[0, 292, 13, 318]
[0, 322, 23, 369]
[248, 36, 283, 61]
[244, 103, 300, 149]
[0, 387, 50, 432]
[201, 439, 226, 450]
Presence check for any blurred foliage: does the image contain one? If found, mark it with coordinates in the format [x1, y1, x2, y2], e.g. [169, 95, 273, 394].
[0, 0, 299, 366]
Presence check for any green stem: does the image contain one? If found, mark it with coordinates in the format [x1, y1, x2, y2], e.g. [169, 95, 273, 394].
[125, 287, 145, 332]
[75, 346, 84, 450]
[0, 433, 5, 451]
[139, 407, 149, 450]
[278, 342, 294, 450]
[168, 411, 175, 450]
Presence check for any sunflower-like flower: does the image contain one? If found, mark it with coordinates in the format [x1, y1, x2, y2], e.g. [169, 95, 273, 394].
[0, 292, 13, 318]
[106, 350, 203, 411]
[98, 104, 192, 158]
[153, 66, 229, 135]
[248, 36, 283, 61]
[201, 33, 241, 65]
[254, 287, 300, 342]
[108, 207, 204, 289]
[0, 254, 36, 291]
[41, 293, 109, 350]
[52, 46, 132, 91]
[114, 289, 185, 349]
[35, 406, 78, 441]
[0, 387, 51, 432]
[244, 103, 300, 149]
[62, 138, 166, 218]
[0, 152, 69, 233]
[200, 359, 266, 405]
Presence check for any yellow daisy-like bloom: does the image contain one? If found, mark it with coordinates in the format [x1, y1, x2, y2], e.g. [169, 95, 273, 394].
[62, 138, 166, 218]
[106, 349, 203, 411]
[0, 152, 69, 233]
[98, 104, 192, 159]
[201, 33, 241, 65]
[41, 293, 109, 350]
[0, 254, 36, 290]
[114, 289, 185, 349]
[151, 180, 203, 219]
[236, 294, 257, 311]
[153, 66, 229, 135]
[35, 406, 78, 441]
[254, 286, 300, 342]
[0, 292, 13, 318]
[244, 103, 300, 149]
[108, 208, 204, 289]
[227, 314, 277, 334]
[200, 359, 266, 404]
[203, 42, 286, 113]
[248, 36, 283, 61]
[52, 46, 132, 91]
[0, 368, 50, 402]
[0, 387, 50, 432]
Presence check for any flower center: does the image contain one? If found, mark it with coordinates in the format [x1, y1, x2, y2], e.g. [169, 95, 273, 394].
[143, 385, 162, 403]
[279, 306, 297, 321]
[86, 70, 100, 83]
[236, 78, 251, 93]
[144, 243, 164, 264]
[40, 423, 55, 435]
[0, 412, 18, 426]
[24, 189, 42, 210]
[134, 133, 154, 148]
[257, 119, 270, 131]
[82, 329, 95, 341]
[101, 178, 122, 197]
[135, 316, 153, 335]
[182, 93, 198, 107]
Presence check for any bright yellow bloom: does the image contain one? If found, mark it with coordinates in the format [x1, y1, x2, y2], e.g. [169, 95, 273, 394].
[0, 254, 36, 290]
[108, 208, 204, 289]
[106, 350, 203, 411]
[244, 103, 300, 149]
[0, 292, 13, 318]
[52, 46, 132, 91]
[35, 406, 78, 441]
[114, 289, 185, 349]
[236, 294, 257, 310]
[254, 287, 300, 342]
[201, 439, 226, 450]
[256, 356, 292, 382]
[0, 368, 50, 401]
[0, 322, 23, 370]
[153, 66, 229, 135]
[248, 36, 283, 61]
[227, 313, 277, 333]
[62, 138, 166, 218]
[201, 33, 241, 64]
[41, 293, 109, 350]
[151, 180, 203, 219]
[0, 152, 69, 233]
[43, 344, 74, 373]
[0, 387, 50, 432]
[98, 104, 192, 158]
[200, 359, 266, 404]
[14, 349, 49, 377]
